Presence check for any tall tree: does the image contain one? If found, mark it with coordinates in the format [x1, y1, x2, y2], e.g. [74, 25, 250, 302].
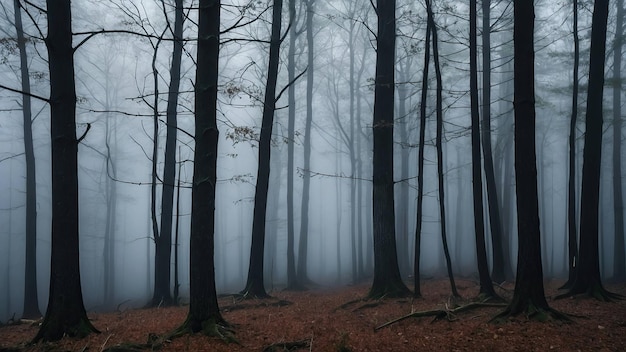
[470, 0, 498, 300]
[480, 0, 508, 284]
[174, 0, 227, 335]
[495, 0, 561, 320]
[562, 0, 581, 290]
[13, 0, 40, 319]
[414, 1, 432, 298]
[612, 0, 625, 282]
[560, 0, 619, 301]
[34, 0, 98, 341]
[242, 0, 283, 298]
[151, 0, 185, 307]
[431, 0, 459, 298]
[369, 0, 411, 299]
[297, 0, 315, 285]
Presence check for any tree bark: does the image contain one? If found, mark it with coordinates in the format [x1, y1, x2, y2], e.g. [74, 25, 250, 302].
[34, 0, 98, 341]
[369, 0, 410, 299]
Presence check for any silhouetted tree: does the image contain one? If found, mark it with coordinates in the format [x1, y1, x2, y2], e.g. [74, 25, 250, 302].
[369, 0, 411, 299]
[494, 0, 562, 320]
[34, 0, 98, 341]
[470, 0, 498, 300]
[13, 0, 41, 319]
[560, 0, 620, 301]
[174, 0, 227, 335]
[242, 0, 283, 298]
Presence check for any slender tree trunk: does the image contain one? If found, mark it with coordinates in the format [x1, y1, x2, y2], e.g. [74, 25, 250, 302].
[297, 0, 315, 285]
[562, 0, 581, 290]
[34, 0, 98, 341]
[471, 0, 498, 299]
[612, 0, 625, 282]
[430, 2, 459, 298]
[414, 8, 431, 298]
[369, 0, 410, 299]
[242, 0, 283, 298]
[14, 0, 41, 319]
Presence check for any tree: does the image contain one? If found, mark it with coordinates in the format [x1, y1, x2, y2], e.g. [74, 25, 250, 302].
[431, 0, 459, 298]
[494, 0, 561, 320]
[414, 1, 432, 298]
[480, 0, 508, 284]
[12, 0, 41, 319]
[174, 0, 227, 335]
[562, 0, 581, 290]
[612, 0, 625, 282]
[297, 0, 315, 285]
[470, 0, 498, 300]
[369, 0, 410, 299]
[34, 0, 98, 341]
[559, 0, 619, 301]
[151, 0, 185, 307]
[242, 0, 284, 298]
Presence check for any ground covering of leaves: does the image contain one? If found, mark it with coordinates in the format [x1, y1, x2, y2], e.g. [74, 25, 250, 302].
[1, 278, 625, 351]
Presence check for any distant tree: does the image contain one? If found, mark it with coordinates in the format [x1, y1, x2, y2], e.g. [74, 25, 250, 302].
[242, 0, 284, 298]
[612, 0, 625, 282]
[297, 0, 315, 285]
[559, 0, 619, 301]
[494, 0, 562, 320]
[174, 0, 227, 335]
[562, 0, 580, 290]
[470, 0, 498, 300]
[11, 0, 41, 319]
[33, 0, 98, 341]
[414, 0, 432, 298]
[369, 0, 411, 299]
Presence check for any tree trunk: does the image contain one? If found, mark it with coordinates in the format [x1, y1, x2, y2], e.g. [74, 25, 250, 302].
[431, 2, 459, 298]
[369, 0, 410, 299]
[14, 0, 41, 319]
[561, 0, 617, 301]
[297, 0, 315, 285]
[34, 0, 98, 341]
[242, 0, 283, 298]
[612, 0, 625, 282]
[471, 0, 498, 299]
[176, 0, 225, 334]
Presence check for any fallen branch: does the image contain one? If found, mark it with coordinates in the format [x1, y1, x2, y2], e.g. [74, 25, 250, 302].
[375, 301, 507, 331]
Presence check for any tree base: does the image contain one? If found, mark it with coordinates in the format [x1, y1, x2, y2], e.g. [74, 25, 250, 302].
[368, 281, 412, 300]
[555, 282, 623, 302]
[491, 302, 570, 323]
[32, 315, 99, 343]
[170, 317, 237, 344]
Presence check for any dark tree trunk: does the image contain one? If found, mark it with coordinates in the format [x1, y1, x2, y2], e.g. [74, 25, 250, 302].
[242, 0, 283, 298]
[176, 0, 226, 334]
[414, 6, 431, 298]
[560, 0, 618, 301]
[369, 0, 410, 299]
[297, 0, 315, 285]
[34, 0, 98, 341]
[431, 2, 459, 298]
[496, 0, 558, 320]
[14, 0, 41, 319]
[480, 0, 507, 285]
[562, 0, 581, 290]
[152, 0, 184, 307]
[612, 0, 625, 282]
[470, 0, 498, 299]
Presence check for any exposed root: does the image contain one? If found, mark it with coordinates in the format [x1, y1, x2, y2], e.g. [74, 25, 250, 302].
[262, 338, 311, 352]
[490, 302, 571, 324]
[555, 284, 624, 302]
[375, 300, 507, 330]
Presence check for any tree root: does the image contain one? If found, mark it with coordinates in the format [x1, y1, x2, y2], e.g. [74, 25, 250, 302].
[490, 304, 571, 324]
[262, 338, 311, 352]
[375, 301, 507, 331]
[555, 284, 624, 302]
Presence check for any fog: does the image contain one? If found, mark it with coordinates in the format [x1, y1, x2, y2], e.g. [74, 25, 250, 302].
[1, 0, 625, 322]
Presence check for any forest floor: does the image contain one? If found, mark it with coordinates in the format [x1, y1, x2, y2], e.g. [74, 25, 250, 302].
[1, 278, 625, 351]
